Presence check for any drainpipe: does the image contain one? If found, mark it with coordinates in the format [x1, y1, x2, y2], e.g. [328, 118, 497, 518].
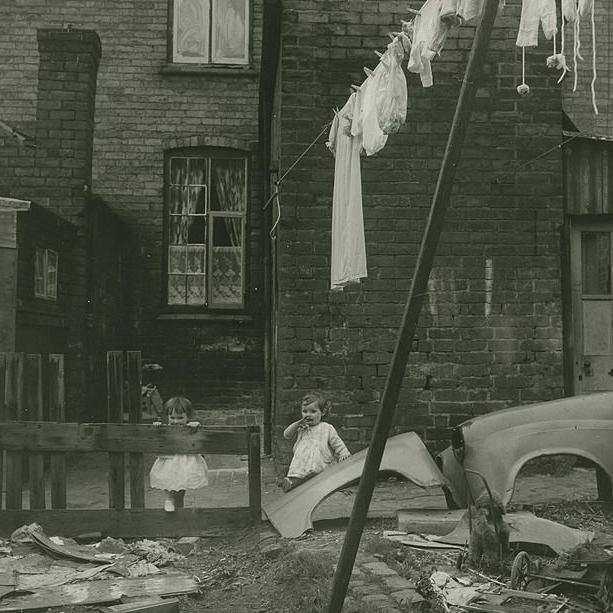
[259, 0, 283, 456]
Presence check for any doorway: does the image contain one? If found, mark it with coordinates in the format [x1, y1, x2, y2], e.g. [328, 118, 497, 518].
[570, 221, 613, 393]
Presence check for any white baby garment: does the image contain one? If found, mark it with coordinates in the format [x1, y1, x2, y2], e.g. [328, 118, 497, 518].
[327, 94, 367, 290]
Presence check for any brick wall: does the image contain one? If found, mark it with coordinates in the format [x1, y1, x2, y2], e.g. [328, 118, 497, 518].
[0, 2, 266, 416]
[273, 0, 565, 466]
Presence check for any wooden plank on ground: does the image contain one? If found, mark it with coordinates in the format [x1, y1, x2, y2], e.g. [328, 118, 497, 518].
[107, 351, 125, 510]
[4, 353, 23, 510]
[0, 572, 197, 612]
[0, 507, 250, 537]
[248, 426, 262, 524]
[108, 598, 179, 613]
[108, 597, 179, 613]
[127, 351, 145, 509]
[0, 422, 251, 454]
[25, 354, 45, 510]
[48, 354, 66, 509]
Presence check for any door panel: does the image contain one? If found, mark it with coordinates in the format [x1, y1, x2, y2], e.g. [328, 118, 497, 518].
[571, 223, 613, 393]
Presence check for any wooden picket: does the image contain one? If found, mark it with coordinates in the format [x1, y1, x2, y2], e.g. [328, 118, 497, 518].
[0, 351, 262, 536]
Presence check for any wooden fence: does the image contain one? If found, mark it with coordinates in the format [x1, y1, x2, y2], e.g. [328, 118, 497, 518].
[0, 351, 261, 537]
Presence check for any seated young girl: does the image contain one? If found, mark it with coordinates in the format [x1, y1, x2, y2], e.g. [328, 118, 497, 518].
[150, 395, 209, 512]
[281, 391, 351, 492]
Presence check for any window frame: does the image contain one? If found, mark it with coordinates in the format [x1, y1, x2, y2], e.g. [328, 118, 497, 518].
[168, 0, 251, 67]
[34, 247, 58, 301]
[163, 147, 249, 313]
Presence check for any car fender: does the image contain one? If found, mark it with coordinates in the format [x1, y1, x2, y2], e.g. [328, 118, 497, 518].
[442, 419, 613, 507]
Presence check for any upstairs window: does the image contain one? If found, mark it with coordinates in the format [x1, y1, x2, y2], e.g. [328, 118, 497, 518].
[166, 151, 247, 309]
[34, 248, 58, 301]
[171, 0, 250, 65]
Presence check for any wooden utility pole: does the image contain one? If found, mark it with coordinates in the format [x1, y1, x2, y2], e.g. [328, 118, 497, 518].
[326, 1, 500, 611]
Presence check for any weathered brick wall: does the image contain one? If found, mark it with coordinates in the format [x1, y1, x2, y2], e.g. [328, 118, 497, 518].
[273, 0, 565, 466]
[0, 2, 266, 415]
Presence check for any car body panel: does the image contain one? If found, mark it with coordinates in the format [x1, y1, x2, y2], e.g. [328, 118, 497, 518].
[263, 432, 455, 538]
[436, 392, 613, 508]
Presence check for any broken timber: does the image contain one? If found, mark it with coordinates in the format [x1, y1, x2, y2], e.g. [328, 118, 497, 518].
[326, 1, 501, 611]
[0, 573, 197, 612]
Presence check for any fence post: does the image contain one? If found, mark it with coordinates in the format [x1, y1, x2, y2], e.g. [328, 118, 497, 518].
[5, 353, 24, 510]
[49, 354, 66, 508]
[107, 350, 125, 510]
[247, 426, 261, 524]
[127, 351, 145, 509]
[25, 354, 45, 509]
[0, 354, 6, 509]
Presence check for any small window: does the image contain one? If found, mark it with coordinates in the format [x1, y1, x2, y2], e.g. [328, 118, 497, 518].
[171, 0, 250, 65]
[34, 248, 58, 300]
[166, 151, 247, 309]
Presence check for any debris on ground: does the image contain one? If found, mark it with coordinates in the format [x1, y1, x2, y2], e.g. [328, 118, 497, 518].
[127, 539, 184, 566]
[393, 510, 594, 556]
[0, 525, 197, 611]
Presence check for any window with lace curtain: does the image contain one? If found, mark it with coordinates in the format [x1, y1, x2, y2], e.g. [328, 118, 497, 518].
[170, 0, 250, 65]
[165, 150, 247, 309]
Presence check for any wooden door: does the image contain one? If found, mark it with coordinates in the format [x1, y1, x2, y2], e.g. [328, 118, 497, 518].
[571, 223, 613, 393]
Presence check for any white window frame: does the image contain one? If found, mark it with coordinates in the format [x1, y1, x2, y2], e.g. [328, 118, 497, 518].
[34, 248, 58, 301]
[171, 0, 250, 66]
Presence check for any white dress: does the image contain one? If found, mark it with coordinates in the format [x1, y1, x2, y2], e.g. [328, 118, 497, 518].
[150, 454, 209, 491]
[287, 422, 350, 479]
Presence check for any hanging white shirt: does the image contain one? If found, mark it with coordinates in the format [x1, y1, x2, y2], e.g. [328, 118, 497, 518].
[327, 93, 367, 291]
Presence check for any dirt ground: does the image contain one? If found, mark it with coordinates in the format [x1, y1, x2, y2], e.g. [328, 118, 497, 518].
[165, 463, 613, 613]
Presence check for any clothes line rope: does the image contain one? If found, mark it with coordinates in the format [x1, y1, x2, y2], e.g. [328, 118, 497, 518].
[262, 120, 333, 211]
[493, 132, 581, 183]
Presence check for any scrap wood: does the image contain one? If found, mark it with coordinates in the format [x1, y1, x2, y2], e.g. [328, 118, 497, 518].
[384, 531, 464, 550]
[30, 529, 114, 564]
[0, 571, 198, 612]
[0, 573, 15, 600]
[108, 597, 179, 613]
[16, 562, 113, 590]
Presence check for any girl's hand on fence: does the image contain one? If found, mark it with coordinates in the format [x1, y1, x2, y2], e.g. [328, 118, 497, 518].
[338, 451, 351, 462]
[187, 421, 200, 431]
[152, 421, 163, 427]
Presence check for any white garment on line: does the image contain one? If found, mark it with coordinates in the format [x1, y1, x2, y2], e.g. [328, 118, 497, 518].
[457, 0, 484, 23]
[408, 0, 453, 87]
[516, 0, 558, 47]
[360, 63, 389, 156]
[327, 93, 367, 291]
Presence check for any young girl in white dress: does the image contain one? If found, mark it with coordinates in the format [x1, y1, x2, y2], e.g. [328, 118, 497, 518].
[281, 391, 351, 492]
[150, 395, 209, 512]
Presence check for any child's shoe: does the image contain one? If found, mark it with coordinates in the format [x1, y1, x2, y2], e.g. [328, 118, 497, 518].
[281, 477, 294, 493]
[164, 496, 175, 512]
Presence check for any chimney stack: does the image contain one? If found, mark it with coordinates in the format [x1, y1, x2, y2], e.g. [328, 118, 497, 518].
[35, 29, 101, 223]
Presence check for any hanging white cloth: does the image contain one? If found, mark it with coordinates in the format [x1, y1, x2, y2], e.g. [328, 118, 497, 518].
[408, 0, 453, 87]
[327, 94, 367, 291]
[377, 37, 408, 135]
[516, 0, 557, 48]
[457, 0, 484, 23]
[360, 64, 389, 156]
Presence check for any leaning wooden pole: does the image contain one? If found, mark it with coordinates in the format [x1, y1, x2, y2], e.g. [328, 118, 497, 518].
[326, 2, 500, 611]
